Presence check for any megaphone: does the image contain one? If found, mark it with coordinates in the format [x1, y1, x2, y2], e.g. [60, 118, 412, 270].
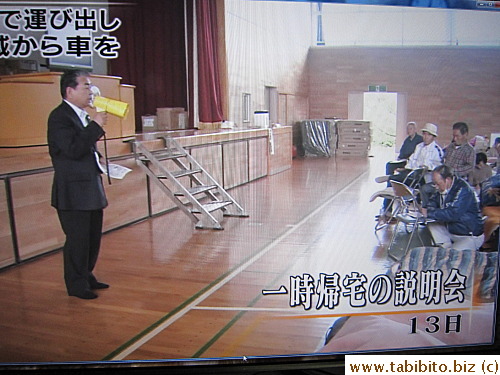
[90, 86, 129, 118]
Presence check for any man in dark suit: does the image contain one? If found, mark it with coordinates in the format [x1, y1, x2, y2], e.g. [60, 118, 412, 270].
[48, 70, 109, 300]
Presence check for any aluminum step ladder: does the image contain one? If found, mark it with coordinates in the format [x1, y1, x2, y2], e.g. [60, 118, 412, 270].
[133, 136, 248, 230]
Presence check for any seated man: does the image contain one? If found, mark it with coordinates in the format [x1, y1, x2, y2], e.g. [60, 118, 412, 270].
[376, 123, 443, 218]
[384, 121, 423, 176]
[420, 121, 475, 207]
[422, 165, 484, 251]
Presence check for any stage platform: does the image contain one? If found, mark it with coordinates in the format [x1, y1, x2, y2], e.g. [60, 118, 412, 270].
[0, 127, 292, 269]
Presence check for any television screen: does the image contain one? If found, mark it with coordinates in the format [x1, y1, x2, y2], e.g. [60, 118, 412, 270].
[46, 12, 93, 71]
[0, 0, 499, 374]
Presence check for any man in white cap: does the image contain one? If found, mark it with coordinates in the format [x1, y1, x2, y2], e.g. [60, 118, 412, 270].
[376, 123, 443, 219]
[404, 123, 443, 182]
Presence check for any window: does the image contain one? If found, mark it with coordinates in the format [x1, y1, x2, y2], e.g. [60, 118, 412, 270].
[242, 93, 251, 123]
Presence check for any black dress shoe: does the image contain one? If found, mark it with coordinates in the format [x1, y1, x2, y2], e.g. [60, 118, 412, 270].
[90, 282, 109, 290]
[69, 289, 98, 299]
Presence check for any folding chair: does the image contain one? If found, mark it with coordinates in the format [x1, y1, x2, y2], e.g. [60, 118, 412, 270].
[386, 180, 435, 260]
[370, 167, 426, 231]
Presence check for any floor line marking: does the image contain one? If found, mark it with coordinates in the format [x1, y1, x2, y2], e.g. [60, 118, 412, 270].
[192, 306, 294, 312]
[106, 171, 368, 361]
[192, 240, 314, 358]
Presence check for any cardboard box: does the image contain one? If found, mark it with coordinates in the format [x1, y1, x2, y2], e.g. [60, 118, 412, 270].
[157, 107, 187, 130]
[141, 115, 158, 132]
[178, 112, 188, 129]
[338, 142, 370, 151]
[339, 134, 371, 143]
[337, 120, 371, 135]
[337, 149, 369, 157]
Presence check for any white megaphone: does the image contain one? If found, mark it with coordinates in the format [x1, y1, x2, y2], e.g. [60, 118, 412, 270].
[90, 85, 129, 118]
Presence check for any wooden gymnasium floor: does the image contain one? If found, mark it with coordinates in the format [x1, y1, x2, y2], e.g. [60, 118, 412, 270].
[0, 147, 425, 365]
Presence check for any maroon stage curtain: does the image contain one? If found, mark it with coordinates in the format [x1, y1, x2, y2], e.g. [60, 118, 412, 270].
[108, 0, 187, 131]
[196, 0, 224, 123]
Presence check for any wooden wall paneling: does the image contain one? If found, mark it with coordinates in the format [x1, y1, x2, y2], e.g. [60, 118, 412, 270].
[119, 85, 136, 138]
[102, 157, 149, 231]
[223, 141, 249, 189]
[0, 73, 135, 146]
[148, 159, 183, 216]
[0, 80, 60, 147]
[0, 180, 15, 268]
[278, 94, 288, 125]
[10, 172, 65, 261]
[268, 128, 293, 175]
[190, 144, 224, 188]
[248, 137, 268, 181]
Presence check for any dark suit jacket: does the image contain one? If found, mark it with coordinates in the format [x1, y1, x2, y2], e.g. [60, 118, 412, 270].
[48, 101, 108, 211]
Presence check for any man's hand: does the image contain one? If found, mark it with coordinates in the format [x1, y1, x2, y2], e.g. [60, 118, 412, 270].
[421, 208, 427, 217]
[93, 112, 108, 127]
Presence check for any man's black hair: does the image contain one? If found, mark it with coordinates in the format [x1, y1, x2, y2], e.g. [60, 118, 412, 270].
[476, 152, 487, 165]
[60, 70, 90, 99]
[452, 122, 469, 135]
